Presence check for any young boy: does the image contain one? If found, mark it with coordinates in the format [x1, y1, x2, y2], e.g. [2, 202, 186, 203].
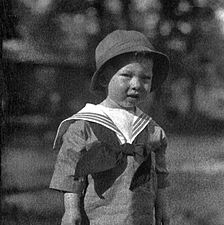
[50, 30, 170, 225]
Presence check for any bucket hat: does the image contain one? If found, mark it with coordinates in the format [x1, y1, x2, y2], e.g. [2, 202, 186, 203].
[90, 30, 169, 94]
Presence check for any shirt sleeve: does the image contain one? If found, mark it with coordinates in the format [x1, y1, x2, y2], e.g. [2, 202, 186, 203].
[155, 128, 170, 189]
[49, 120, 90, 195]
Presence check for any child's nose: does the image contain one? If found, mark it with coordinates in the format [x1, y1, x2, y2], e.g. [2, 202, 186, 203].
[130, 77, 141, 90]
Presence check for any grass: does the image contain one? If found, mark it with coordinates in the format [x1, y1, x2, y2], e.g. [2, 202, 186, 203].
[2, 132, 224, 225]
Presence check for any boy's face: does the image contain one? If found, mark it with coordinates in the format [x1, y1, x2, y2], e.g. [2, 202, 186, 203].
[106, 55, 153, 109]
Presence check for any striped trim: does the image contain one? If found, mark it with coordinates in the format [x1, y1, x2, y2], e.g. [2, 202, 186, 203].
[132, 113, 151, 141]
[53, 112, 125, 149]
[133, 113, 148, 130]
[73, 112, 122, 135]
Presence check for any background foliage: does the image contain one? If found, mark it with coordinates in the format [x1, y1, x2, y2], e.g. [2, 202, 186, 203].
[2, 0, 224, 132]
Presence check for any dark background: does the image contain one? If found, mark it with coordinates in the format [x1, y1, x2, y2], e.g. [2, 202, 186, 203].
[1, 0, 224, 224]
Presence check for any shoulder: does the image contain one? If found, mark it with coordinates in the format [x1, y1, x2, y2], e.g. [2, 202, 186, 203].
[65, 120, 94, 140]
[147, 119, 167, 145]
[67, 120, 91, 131]
[148, 119, 166, 135]
[53, 119, 95, 150]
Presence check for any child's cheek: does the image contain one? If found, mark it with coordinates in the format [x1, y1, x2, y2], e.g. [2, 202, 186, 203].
[119, 81, 129, 90]
[144, 83, 151, 93]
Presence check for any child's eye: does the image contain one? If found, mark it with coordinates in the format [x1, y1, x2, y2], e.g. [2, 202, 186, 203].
[142, 76, 152, 81]
[121, 73, 132, 78]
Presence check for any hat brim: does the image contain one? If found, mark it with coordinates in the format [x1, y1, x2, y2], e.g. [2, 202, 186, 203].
[90, 47, 169, 95]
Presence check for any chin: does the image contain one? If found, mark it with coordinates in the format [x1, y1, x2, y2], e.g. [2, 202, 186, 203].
[123, 102, 137, 108]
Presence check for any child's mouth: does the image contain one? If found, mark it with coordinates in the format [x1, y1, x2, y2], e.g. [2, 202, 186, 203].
[127, 94, 139, 99]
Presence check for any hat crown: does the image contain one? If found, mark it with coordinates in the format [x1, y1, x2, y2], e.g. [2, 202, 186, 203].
[95, 30, 153, 69]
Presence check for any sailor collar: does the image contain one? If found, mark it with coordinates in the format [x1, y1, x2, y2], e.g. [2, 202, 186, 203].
[53, 103, 151, 150]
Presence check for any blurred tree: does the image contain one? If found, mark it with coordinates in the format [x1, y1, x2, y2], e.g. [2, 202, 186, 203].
[3, 0, 224, 125]
[1, 0, 20, 39]
[15, 0, 88, 57]
[147, 0, 224, 126]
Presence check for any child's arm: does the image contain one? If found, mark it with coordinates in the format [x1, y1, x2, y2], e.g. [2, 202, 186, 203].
[155, 130, 170, 225]
[62, 178, 89, 225]
[49, 121, 90, 225]
[62, 192, 82, 225]
[155, 188, 170, 225]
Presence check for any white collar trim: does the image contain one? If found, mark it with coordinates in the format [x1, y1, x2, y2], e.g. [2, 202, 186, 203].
[53, 103, 151, 149]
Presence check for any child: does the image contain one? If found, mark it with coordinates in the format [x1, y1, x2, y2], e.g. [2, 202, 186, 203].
[50, 30, 170, 225]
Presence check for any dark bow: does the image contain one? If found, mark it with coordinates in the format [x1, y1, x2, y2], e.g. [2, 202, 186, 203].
[74, 141, 151, 191]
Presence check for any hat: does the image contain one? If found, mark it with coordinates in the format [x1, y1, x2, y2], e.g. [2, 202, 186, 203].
[90, 30, 169, 94]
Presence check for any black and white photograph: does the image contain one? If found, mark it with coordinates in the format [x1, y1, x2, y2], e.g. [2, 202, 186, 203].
[1, 0, 224, 224]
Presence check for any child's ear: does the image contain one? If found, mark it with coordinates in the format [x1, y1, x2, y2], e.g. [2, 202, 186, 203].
[98, 65, 114, 87]
[98, 73, 109, 88]
[100, 79, 108, 88]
